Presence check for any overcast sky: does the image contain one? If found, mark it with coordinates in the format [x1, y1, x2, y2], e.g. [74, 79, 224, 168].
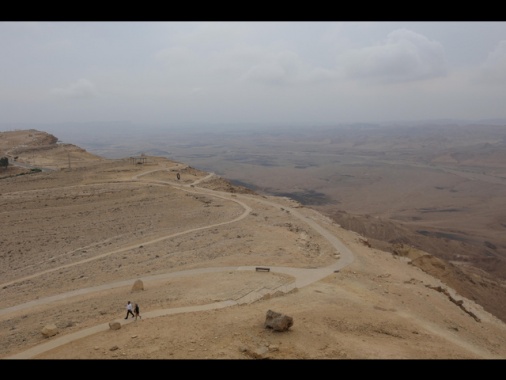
[1, 21, 506, 129]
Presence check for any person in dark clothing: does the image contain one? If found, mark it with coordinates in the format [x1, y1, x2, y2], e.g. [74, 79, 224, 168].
[125, 301, 135, 319]
[134, 303, 142, 321]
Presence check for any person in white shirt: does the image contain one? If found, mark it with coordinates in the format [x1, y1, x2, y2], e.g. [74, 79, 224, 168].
[125, 301, 135, 319]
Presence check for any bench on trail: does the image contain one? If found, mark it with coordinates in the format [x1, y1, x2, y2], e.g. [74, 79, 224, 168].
[255, 267, 270, 272]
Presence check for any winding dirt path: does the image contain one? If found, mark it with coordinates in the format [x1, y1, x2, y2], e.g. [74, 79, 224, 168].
[3, 165, 355, 359]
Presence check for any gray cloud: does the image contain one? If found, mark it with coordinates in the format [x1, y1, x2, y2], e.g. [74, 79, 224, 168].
[50, 79, 98, 99]
[480, 40, 506, 83]
[340, 28, 448, 84]
[240, 50, 336, 86]
[1, 22, 506, 126]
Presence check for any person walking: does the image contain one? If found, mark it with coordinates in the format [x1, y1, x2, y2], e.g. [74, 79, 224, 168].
[134, 303, 142, 321]
[125, 301, 135, 319]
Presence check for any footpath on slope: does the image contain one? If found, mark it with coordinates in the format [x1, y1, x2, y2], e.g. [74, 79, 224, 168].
[4, 165, 355, 359]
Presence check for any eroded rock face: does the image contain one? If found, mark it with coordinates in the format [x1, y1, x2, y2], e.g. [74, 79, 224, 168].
[41, 324, 58, 338]
[264, 310, 293, 332]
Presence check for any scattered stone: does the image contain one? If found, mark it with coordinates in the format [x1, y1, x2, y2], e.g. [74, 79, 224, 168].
[251, 346, 269, 358]
[239, 345, 248, 352]
[269, 344, 279, 352]
[41, 324, 58, 338]
[264, 309, 293, 332]
[132, 279, 144, 291]
[359, 238, 371, 247]
[110, 345, 119, 351]
[109, 321, 121, 330]
[243, 345, 270, 359]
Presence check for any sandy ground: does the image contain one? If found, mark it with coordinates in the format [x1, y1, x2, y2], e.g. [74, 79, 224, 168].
[1, 130, 506, 359]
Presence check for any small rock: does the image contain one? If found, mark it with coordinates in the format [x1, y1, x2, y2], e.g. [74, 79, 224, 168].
[41, 324, 58, 338]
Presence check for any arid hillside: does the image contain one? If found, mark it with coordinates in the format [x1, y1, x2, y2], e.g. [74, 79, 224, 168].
[57, 123, 506, 326]
[1, 129, 506, 360]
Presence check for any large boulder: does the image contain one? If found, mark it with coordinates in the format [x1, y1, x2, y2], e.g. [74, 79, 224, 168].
[264, 310, 293, 332]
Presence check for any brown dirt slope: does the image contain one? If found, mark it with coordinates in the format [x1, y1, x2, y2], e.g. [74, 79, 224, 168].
[325, 209, 506, 326]
[1, 129, 506, 360]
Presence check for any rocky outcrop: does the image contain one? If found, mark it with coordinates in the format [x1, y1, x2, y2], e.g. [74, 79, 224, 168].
[426, 285, 481, 322]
